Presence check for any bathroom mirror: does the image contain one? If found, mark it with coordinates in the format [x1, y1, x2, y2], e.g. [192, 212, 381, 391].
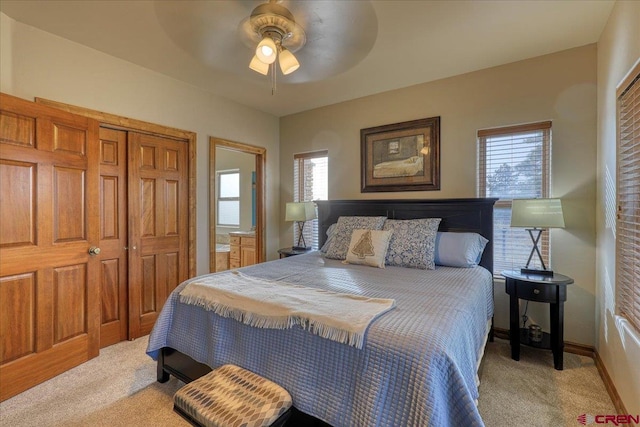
[209, 137, 265, 273]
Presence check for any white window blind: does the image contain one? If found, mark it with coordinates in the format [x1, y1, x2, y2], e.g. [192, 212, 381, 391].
[478, 122, 551, 276]
[616, 62, 640, 332]
[217, 170, 240, 227]
[293, 150, 328, 249]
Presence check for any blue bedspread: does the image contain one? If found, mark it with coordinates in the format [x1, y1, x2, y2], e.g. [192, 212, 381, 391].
[147, 252, 493, 427]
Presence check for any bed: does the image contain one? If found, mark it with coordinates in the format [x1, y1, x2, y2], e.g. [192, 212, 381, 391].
[147, 198, 497, 426]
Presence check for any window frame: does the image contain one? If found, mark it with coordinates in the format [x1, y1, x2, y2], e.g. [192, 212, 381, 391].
[615, 59, 640, 332]
[293, 150, 329, 250]
[477, 121, 552, 276]
[216, 169, 240, 228]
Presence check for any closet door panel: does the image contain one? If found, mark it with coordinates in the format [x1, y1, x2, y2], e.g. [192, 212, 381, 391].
[128, 132, 188, 338]
[98, 127, 128, 348]
[53, 166, 86, 242]
[0, 93, 100, 401]
[0, 273, 36, 363]
[0, 159, 36, 246]
[53, 264, 88, 343]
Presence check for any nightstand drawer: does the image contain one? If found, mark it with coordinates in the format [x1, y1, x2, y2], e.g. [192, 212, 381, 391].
[516, 281, 556, 302]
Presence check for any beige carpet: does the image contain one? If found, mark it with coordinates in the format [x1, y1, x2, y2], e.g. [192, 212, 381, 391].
[0, 337, 186, 427]
[0, 337, 615, 426]
[478, 339, 616, 426]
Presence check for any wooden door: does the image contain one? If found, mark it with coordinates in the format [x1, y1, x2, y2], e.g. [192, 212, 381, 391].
[0, 93, 100, 401]
[128, 132, 188, 338]
[98, 128, 128, 348]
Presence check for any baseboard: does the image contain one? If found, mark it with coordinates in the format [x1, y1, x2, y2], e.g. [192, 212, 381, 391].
[491, 327, 629, 418]
[492, 327, 509, 341]
[564, 341, 595, 358]
[593, 350, 629, 420]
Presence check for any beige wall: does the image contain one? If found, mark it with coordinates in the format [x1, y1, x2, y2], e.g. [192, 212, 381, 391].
[596, 0, 640, 415]
[280, 44, 598, 346]
[0, 13, 281, 274]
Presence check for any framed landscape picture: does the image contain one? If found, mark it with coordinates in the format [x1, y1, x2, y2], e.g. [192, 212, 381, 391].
[361, 117, 440, 192]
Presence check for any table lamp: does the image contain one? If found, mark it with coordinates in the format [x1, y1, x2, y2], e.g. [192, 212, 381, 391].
[285, 201, 317, 250]
[510, 198, 565, 276]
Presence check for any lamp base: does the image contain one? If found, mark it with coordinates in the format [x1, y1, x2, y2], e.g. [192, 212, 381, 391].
[292, 246, 310, 251]
[520, 267, 554, 277]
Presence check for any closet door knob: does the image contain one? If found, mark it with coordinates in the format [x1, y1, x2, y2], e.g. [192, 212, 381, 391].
[88, 246, 101, 256]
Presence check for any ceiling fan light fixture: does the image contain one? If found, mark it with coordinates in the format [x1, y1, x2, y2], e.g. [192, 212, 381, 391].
[256, 36, 277, 64]
[278, 48, 300, 75]
[242, 1, 307, 87]
[249, 54, 269, 75]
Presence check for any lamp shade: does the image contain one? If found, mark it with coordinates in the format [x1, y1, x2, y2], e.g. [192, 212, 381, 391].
[278, 48, 300, 75]
[511, 198, 565, 228]
[285, 202, 316, 222]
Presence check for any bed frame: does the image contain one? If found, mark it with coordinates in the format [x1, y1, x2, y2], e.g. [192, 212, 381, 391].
[157, 198, 497, 416]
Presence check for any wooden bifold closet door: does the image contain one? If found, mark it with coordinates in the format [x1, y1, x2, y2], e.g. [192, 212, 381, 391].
[127, 132, 188, 338]
[96, 129, 189, 344]
[98, 128, 128, 347]
[0, 93, 101, 400]
[0, 94, 190, 401]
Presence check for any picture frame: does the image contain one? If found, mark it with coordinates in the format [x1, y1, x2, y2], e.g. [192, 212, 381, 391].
[361, 116, 440, 192]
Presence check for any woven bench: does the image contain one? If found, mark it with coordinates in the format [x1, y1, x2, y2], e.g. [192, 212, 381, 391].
[173, 364, 292, 427]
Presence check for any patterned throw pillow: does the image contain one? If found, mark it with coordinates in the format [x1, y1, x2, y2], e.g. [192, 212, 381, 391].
[383, 218, 442, 269]
[325, 216, 387, 260]
[344, 229, 394, 268]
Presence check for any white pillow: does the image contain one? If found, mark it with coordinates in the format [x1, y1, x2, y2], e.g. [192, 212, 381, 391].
[325, 216, 387, 260]
[434, 232, 489, 268]
[344, 229, 393, 268]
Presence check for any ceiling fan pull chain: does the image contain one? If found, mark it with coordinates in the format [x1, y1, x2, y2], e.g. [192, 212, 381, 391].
[271, 63, 277, 95]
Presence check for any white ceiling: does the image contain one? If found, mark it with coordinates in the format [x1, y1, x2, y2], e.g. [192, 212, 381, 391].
[0, 0, 614, 117]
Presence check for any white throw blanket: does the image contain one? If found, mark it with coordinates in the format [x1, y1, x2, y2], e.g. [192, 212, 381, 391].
[179, 271, 396, 349]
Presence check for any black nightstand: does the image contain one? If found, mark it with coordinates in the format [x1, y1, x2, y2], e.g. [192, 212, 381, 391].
[502, 270, 574, 370]
[278, 247, 312, 259]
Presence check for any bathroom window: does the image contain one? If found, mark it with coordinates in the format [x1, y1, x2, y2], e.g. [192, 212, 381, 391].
[217, 170, 240, 227]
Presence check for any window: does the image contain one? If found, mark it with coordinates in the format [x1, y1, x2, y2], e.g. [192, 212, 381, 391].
[293, 150, 328, 249]
[217, 170, 240, 227]
[477, 121, 552, 276]
[616, 62, 640, 332]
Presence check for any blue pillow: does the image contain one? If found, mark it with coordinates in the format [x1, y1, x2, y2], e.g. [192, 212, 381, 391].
[434, 232, 488, 268]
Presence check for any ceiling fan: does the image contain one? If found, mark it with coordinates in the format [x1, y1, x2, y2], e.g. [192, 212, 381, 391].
[240, 1, 306, 77]
[154, 1, 378, 87]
